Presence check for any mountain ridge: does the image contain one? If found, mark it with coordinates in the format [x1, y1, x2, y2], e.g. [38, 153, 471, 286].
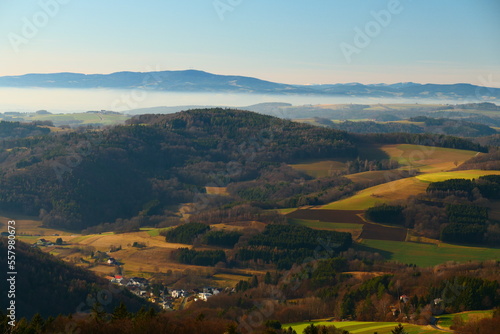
[1, 70, 499, 100]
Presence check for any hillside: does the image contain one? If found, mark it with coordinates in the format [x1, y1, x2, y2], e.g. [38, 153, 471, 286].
[0, 109, 357, 230]
[0, 238, 149, 319]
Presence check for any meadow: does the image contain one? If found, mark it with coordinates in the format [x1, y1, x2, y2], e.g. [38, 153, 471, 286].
[435, 310, 494, 329]
[361, 239, 500, 267]
[284, 320, 442, 334]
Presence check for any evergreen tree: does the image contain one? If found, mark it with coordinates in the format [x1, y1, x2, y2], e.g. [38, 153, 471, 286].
[112, 302, 130, 320]
[391, 323, 407, 334]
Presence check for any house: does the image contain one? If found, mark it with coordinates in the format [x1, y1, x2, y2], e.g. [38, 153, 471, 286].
[171, 290, 186, 298]
[107, 258, 116, 265]
[433, 298, 443, 305]
[197, 292, 212, 301]
[399, 295, 409, 303]
[111, 275, 124, 284]
[127, 277, 149, 288]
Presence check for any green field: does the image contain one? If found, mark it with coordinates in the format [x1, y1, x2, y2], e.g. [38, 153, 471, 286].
[289, 218, 363, 231]
[139, 227, 171, 237]
[6, 112, 130, 127]
[415, 170, 500, 182]
[436, 310, 494, 329]
[361, 239, 500, 267]
[284, 321, 441, 334]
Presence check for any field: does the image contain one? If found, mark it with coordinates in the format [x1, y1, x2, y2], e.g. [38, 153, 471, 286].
[318, 177, 426, 210]
[436, 310, 494, 329]
[284, 321, 441, 334]
[415, 170, 500, 182]
[0, 211, 76, 236]
[289, 160, 346, 178]
[361, 239, 500, 267]
[319, 170, 500, 210]
[286, 209, 406, 242]
[13, 112, 131, 126]
[286, 209, 364, 224]
[379, 144, 478, 173]
[359, 222, 407, 241]
[289, 219, 363, 231]
[205, 186, 229, 195]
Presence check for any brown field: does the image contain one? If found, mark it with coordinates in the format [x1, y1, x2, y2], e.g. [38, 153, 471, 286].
[345, 170, 395, 184]
[212, 221, 267, 232]
[0, 211, 75, 236]
[286, 209, 365, 224]
[289, 160, 346, 178]
[205, 186, 229, 195]
[359, 222, 407, 242]
[344, 271, 388, 279]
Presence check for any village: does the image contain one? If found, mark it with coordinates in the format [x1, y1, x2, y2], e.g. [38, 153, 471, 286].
[32, 237, 233, 311]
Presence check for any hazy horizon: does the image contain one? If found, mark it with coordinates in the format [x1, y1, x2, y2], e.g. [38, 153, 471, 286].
[0, 87, 490, 114]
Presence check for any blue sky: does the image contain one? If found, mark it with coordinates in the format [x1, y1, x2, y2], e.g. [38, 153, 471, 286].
[0, 0, 499, 85]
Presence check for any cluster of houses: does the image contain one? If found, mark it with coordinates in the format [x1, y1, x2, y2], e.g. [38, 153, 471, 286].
[34, 238, 55, 247]
[104, 274, 228, 310]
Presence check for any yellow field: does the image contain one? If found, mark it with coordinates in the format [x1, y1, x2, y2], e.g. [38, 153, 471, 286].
[319, 170, 500, 210]
[289, 160, 346, 178]
[380, 144, 479, 173]
[213, 273, 253, 287]
[0, 211, 75, 236]
[318, 177, 426, 210]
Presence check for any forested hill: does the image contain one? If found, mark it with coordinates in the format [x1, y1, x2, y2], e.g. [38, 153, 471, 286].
[0, 120, 50, 139]
[0, 238, 149, 319]
[0, 109, 357, 231]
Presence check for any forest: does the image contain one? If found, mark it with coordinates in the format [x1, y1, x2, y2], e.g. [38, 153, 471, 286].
[0, 109, 492, 233]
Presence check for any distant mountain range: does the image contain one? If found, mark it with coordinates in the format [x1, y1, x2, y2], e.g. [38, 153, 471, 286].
[0, 70, 499, 100]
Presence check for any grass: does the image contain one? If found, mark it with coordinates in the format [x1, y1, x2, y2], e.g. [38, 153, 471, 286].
[283, 321, 442, 334]
[289, 218, 362, 231]
[289, 160, 346, 178]
[415, 170, 500, 182]
[436, 310, 494, 329]
[361, 239, 500, 267]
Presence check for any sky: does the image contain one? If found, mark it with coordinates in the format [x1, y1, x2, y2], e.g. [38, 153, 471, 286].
[0, 0, 499, 85]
